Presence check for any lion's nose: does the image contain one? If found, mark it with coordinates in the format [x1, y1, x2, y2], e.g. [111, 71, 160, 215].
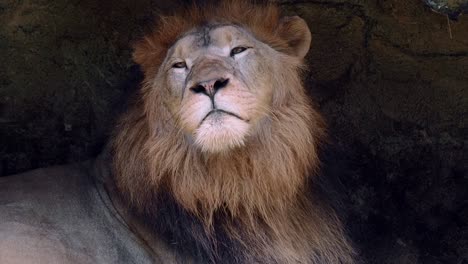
[190, 78, 229, 98]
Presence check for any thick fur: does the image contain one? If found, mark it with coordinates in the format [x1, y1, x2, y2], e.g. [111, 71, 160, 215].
[112, 1, 354, 263]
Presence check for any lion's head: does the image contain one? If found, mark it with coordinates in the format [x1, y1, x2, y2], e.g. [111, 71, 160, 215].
[112, 1, 353, 263]
[134, 4, 314, 154]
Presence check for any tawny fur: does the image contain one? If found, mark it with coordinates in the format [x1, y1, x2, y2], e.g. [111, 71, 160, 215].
[112, 1, 354, 263]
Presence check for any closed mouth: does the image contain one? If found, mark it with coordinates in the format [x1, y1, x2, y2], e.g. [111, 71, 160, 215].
[200, 109, 244, 124]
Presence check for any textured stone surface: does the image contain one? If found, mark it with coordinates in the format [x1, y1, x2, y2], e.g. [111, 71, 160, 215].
[423, 0, 468, 18]
[1, 0, 467, 263]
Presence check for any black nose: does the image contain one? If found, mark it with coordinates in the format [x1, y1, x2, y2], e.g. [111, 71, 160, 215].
[190, 78, 229, 97]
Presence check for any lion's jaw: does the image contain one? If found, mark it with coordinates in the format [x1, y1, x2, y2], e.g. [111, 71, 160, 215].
[160, 25, 274, 153]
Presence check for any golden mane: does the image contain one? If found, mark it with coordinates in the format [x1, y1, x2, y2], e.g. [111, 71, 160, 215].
[112, 1, 354, 263]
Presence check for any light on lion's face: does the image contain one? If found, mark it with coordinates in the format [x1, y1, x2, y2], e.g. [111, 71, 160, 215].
[161, 25, 277, 153]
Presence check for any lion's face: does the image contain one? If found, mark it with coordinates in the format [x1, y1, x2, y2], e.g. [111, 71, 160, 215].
[158, 25, 277, 153]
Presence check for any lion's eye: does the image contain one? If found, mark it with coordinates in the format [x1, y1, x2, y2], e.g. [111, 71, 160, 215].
[230, 46, 248, 57]
[172, 61, 187, 69]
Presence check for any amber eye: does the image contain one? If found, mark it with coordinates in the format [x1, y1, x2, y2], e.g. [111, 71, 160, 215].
[172, 61, 187, 69]
[230, 46, 248, 57]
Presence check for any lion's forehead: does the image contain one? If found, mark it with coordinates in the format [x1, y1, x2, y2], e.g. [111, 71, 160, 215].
[171, 25, 256, 59]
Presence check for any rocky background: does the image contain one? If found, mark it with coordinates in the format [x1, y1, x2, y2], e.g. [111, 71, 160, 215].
[1, 0, 467, 263]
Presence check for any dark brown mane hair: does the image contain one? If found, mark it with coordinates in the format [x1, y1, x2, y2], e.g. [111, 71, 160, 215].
[112, 1, 354, 263]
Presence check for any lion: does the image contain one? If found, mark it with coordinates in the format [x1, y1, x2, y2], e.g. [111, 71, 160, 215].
[0, 1, 355, 263]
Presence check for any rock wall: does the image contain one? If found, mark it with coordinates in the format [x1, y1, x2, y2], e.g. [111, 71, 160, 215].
[1, 0, 467, 263]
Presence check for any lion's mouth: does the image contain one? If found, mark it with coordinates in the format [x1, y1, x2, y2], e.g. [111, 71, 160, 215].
[200, 109, 244, 125]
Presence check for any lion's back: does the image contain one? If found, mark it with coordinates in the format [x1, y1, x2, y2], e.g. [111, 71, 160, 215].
[0, 163, 153, 264]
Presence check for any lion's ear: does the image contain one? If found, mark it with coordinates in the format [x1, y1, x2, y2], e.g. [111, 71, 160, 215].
[276, 16, 312, 59]
[132, 39, 149, 69]
[132, 37, 164, 76]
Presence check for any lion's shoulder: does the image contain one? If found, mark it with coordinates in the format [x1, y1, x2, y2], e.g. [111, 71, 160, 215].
[0, 163, 154, 264]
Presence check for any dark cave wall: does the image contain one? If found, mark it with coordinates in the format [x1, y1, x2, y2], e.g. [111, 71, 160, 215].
[0, 0, 467, 263]
[0, 0, 157, 174]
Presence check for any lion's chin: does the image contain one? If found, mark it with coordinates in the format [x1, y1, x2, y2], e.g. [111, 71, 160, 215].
[194, 113, 250, 153]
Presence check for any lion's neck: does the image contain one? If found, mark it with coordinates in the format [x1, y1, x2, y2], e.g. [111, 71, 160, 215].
[128, 117, 324, 262]
[144, 115, 316, 227]
[111, 103, 354, 263]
